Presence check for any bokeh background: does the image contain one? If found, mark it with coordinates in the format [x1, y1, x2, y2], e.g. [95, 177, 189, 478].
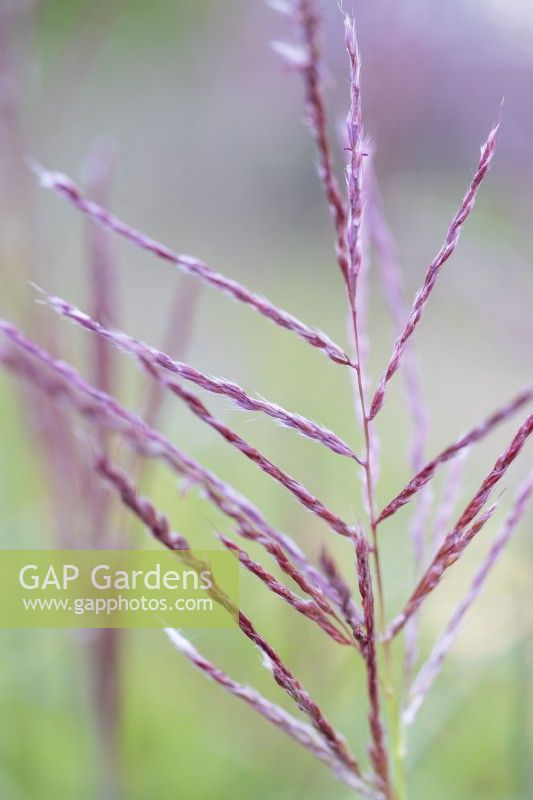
[0, 1, 531, 798]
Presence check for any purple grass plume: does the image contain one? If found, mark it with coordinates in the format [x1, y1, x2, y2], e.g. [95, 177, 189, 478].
[0, 2, 530, 799]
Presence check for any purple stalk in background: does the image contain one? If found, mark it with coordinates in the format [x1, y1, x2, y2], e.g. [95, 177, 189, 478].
[0, 2, 90, 553]
[82, 140, 120, 534]
[83, 141, 117, 399]
[82, 141, 122, 800]
[141, 277, 201, 430]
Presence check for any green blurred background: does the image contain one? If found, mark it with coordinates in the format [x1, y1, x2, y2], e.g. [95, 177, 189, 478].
[0, 1, 531, 798]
